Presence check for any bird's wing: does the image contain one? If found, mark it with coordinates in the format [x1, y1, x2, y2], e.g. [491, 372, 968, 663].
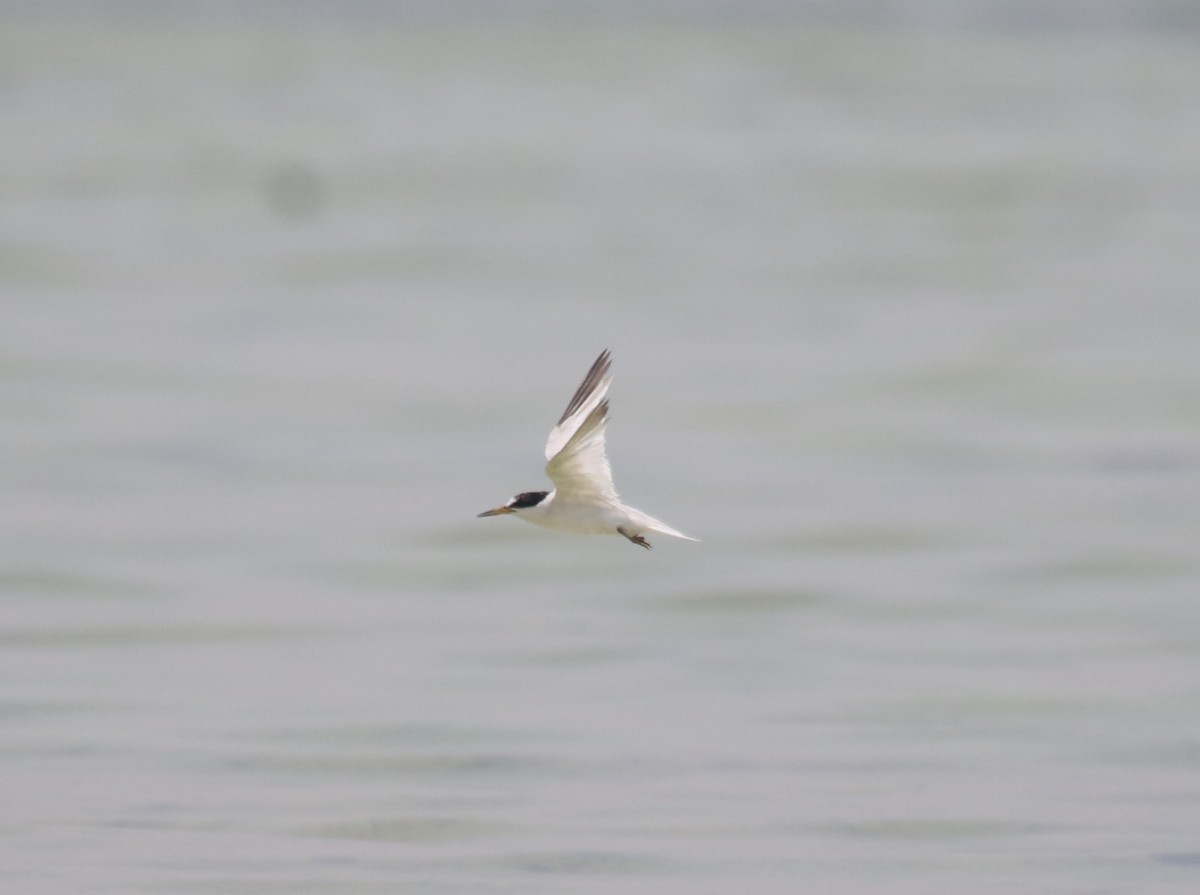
[544, 350, 611, 462]
[544, 350, 617, 499]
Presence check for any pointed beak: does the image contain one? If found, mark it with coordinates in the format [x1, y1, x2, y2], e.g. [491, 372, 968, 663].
[477, 506, 515, 517]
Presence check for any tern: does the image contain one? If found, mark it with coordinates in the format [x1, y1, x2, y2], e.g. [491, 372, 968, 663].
[477, 349, 697, 549]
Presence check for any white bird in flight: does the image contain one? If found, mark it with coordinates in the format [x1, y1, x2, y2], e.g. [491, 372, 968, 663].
[477, 349, 697, 549]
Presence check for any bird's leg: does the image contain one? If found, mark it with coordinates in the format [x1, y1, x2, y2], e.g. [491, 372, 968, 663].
[618, 527, 652, 550]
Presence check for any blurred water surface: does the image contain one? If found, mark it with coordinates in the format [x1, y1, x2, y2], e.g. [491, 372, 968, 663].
[2, 7, 1199, 894]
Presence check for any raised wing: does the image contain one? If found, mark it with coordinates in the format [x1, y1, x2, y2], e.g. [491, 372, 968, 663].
[544, 350, 617, 499]
[544, 350, 611, 461]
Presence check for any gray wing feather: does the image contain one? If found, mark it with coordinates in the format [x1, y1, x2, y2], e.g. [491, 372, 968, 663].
[544, 351, 617, 498]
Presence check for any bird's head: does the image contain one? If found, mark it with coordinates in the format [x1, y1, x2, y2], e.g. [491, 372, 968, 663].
[477, 490, 550, 518]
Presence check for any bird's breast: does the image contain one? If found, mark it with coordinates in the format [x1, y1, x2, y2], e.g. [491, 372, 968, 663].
[523, 496, 623, 534]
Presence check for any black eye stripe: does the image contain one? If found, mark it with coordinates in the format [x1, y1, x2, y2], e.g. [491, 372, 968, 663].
[509, 491, 549, 509]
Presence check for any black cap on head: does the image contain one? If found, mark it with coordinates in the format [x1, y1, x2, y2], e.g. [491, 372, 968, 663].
[508, 491, 549, 509]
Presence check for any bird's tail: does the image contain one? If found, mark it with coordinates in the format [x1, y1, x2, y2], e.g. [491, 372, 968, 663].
[634, 511, 700, 542]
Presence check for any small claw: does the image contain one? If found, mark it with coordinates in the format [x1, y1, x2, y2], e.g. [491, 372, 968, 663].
[619, 528, 653, 550]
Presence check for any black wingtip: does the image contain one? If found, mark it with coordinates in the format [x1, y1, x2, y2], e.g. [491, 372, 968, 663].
[556, 349, 614, 425]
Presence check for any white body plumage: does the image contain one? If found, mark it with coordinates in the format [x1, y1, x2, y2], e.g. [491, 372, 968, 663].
[517, 491, 694, 540]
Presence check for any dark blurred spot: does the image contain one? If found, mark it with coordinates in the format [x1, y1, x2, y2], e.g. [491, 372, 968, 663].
[1094, 448, 1196, 474]
[1157, 853, 1200, 866]
[262, 161, 325, 221]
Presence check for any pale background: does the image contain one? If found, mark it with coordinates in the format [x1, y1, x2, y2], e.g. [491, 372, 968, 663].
[3, 3, 1198, 893]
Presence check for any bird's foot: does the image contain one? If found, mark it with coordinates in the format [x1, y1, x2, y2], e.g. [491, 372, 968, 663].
[618, 527, 652, 550]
